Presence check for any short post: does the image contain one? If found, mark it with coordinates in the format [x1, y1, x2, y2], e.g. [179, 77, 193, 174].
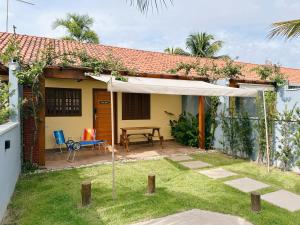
[147, 175, 155, 194]
[81, 181, 91, 206]
[251, 192, 261, 212]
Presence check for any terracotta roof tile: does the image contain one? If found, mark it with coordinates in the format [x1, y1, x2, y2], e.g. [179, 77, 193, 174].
[1, 32, 300, 84]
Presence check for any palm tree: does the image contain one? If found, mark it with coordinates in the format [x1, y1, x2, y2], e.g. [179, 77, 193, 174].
[164, 47, 189, 56]
[53, 13, 100, 44]
[186, 32, 223, 58]
[128, 0, 172, 13]
[268, 19, 300, 39]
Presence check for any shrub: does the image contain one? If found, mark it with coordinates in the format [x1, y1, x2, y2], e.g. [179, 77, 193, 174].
[0, 81, 12, 124]
[275, 106, 297, 171]
[169, 112, 199, 147]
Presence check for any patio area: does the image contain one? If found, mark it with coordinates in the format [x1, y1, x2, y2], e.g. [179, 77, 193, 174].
[45, 141, 198, 170]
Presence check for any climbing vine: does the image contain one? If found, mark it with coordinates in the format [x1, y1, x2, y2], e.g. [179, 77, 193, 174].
[168, 58, 244, 82]
[255, 91, 277, 165]
[219, 109, 254, 158]
[205, 96, 220, 149]
[252, 62, 287, 88]
[0, 36, 133, 166]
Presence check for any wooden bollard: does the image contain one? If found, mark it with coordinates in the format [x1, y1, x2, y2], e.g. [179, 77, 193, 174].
[147, 175, 155, 194]
[81, 181, 91, 206]
[251, 192, 261, 212]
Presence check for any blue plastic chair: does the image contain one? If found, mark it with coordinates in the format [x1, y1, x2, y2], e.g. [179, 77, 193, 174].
[53, 130, 107, 162]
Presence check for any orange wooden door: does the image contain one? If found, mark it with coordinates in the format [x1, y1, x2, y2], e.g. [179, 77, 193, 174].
[93, 90, 112, 144]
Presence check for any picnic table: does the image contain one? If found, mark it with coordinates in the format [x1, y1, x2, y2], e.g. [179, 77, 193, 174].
[120, 126, 164, 152]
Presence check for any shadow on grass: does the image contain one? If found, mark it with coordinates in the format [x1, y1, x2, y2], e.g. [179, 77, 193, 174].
[163, 158, 190, 171]
[5, 159, 300, 225]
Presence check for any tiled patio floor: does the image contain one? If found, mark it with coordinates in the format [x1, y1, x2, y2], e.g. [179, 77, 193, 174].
[45, 141, 198, 170]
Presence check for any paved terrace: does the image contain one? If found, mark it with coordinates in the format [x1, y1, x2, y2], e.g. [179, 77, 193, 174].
[45, 141, 198, 170]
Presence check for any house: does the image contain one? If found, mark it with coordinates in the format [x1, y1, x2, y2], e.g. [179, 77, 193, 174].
[1, 31, 300, 166]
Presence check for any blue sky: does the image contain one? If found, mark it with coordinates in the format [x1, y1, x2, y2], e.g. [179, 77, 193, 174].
[1, 0, 300, 68]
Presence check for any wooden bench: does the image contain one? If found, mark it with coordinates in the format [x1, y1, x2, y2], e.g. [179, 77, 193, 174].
[120, 127, 163, 152]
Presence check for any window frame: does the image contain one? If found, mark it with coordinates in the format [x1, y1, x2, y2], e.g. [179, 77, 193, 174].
[122, 93, 150, 120]
[45, 87, 82, 117]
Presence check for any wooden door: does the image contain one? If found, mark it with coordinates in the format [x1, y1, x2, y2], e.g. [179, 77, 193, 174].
[93, 90, 112, 144]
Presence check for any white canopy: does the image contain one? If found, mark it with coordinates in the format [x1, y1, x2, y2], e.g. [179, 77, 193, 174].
[90, 75, 257, 97]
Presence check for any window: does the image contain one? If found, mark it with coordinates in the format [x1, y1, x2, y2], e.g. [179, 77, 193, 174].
[235, 97, 256, 118]
[122, 93, 150, 120]
[45, 88, 82, 116]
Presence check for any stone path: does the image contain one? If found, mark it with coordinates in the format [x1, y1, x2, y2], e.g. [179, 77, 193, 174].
[199, 168, 237, 179]
[168, 154, 300, 213]
[224, 177, 270, 193]
[132, 209, 253, 225]
[167, 155, 193, 162]
[262, 190, 300, 212]
[179, 160, 211, 169]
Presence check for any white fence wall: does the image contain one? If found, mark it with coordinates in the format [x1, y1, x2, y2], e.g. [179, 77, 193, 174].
[0, 122, 21, 222]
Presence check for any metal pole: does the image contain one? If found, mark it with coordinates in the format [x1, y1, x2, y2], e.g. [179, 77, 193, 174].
[110, 77, 116, 200]
[6, 0, 9, 32]
[263, 91, 270, 172]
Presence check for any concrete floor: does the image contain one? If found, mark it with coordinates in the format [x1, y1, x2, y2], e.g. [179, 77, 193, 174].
[45, 141, 198, 170]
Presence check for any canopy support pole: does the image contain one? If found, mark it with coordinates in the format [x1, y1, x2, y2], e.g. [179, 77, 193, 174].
[198, 96, 205, 150]
[110, 77, 116, 200]
[263, 91, 270, 173]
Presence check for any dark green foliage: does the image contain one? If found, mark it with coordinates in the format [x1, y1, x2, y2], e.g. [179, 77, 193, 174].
[205, 96, 220, 149]
[238, 112, 254, 157]
[275, 106, 297, 171]
[21, 161, 39, 173]
[169, 112, 199, 147]
[255, 91, 277, 164]
[220, 109, 254, 158]
[294, 108, 300, 169]
[0, 81, 13, 124]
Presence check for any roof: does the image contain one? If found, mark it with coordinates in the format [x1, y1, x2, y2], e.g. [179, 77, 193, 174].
[1, 32, 300, 84]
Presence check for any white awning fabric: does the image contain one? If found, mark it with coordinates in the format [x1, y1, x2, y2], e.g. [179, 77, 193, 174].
[89, 75, 258, 97]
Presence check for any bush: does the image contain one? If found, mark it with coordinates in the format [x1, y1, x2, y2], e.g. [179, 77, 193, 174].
[0, 81, 12, 124]
[275, 106, 297, 171]
[170, 112, 199, 147]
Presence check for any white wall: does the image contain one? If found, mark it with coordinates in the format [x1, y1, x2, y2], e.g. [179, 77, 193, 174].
[0, 122, 21, 222]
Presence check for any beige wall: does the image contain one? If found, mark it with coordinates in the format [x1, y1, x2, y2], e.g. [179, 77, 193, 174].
[45, 78, 106, 149]
[117, 93, 181, 142]
[45, 78, 182, 149]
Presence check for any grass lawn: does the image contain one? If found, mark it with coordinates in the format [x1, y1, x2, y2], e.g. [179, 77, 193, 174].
[4, 151, 300, 225]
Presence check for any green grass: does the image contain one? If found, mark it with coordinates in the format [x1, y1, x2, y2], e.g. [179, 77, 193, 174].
[5, 152, 300, 225]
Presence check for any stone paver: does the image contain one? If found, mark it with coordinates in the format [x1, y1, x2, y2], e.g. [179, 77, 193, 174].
[262, 190, 300, 212]
[224, 177, 269, 193]
[179, 161, 211, 169]
[199, 168, 237, 179]
[167, 155, 193, 162]
[132, 209, 253, 225]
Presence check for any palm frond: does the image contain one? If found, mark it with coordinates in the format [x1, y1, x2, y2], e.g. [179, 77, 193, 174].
[268, 19, 300, 39]
[127, 0, 173, 13]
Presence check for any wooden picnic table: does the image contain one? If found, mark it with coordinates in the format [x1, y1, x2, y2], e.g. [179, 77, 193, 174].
[120, 126, 164, 152]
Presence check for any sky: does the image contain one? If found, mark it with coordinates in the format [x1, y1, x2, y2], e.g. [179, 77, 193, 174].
[1, 0, 300, 68]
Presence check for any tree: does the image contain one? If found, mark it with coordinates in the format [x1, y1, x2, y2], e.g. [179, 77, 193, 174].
[164, 47, 189, 56]
[268, 19, 300, 40]
[186, 32, 223, 58]
[53, 13, 100, 44]
[164, 32, 225, 58]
